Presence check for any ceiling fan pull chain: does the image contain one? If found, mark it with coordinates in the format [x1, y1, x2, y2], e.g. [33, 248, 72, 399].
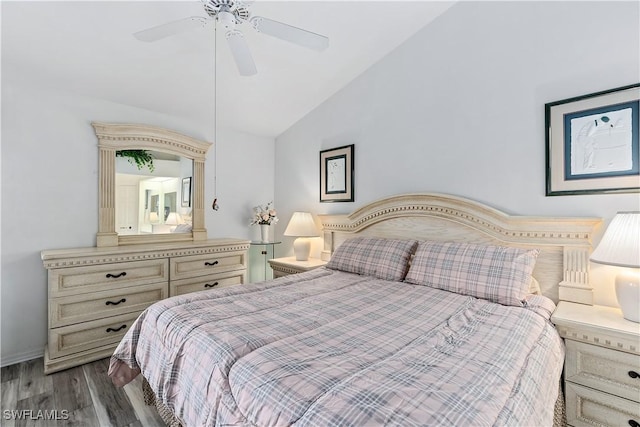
[212, 20, 220, 212]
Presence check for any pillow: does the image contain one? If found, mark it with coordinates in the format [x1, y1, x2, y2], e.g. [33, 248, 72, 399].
[529, 277, 541, 295]
[172, 224, 192, 233]
[404, 241, 539, 307]
[326, 237, 418, 281]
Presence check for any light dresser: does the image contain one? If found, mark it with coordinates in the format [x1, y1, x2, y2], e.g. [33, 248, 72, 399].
[41, 238, 249, 374]
[552, 301, 640, 427]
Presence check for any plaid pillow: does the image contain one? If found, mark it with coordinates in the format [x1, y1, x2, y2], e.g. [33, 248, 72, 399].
[326, 237, 418, 281]
[405, 241, 539, 307]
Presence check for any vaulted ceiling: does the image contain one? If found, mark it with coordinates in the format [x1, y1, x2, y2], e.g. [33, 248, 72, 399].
[2, 1, 454, 137]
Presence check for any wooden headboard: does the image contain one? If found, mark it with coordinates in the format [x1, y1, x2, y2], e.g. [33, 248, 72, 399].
[319, 193, 602, 304]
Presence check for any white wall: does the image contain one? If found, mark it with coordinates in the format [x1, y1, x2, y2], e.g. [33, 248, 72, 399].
[0, 75, 274, 365]
[205, 127, 275, 242]
[274, 2, 640, 305]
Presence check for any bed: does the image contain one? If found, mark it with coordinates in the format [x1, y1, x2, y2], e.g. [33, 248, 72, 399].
[109, 193, 601, 427]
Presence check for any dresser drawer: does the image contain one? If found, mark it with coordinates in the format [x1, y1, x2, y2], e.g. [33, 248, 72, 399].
[566, 382, 640, 427]
[170, 251, 246, 281]
[49, 259, 168, 296]
[49, 283, 167, 328]
[566, 340, 640, 402]
[48, 311, 141, 359]
[170, 270, 245, 296]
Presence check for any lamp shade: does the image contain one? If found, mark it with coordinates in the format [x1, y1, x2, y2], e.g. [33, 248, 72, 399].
[284, 212, 318, 237]
[149, 212, 159, 223]
[590, 212, 640, 268]
[165, 212, 183, 226]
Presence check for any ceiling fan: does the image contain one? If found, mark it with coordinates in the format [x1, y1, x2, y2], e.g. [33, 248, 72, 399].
[134, 0, 329, 76]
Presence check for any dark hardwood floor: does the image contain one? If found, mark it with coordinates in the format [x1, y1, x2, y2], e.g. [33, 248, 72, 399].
[1, 358, 166, 427]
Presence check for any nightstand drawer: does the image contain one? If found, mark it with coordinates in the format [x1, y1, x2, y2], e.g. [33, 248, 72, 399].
[48, 311, 141, 359]
[170, 251, 246, 280]
[170, 271, 245, 296]
[566, 340, 640, 402]
[50, 283, 167, 328]
[49, 259, 168, 296]
[566, 382, 640, 427]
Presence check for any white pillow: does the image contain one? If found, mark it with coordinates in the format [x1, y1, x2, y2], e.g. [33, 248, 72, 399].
[529, 277, 541, 295]
[172, 224, 192, 233]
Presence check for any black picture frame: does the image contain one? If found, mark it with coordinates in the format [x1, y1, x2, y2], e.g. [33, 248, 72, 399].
[181, 177, 192, 207]
[545, 83, 640, 196]
[320, 144, 354, 202]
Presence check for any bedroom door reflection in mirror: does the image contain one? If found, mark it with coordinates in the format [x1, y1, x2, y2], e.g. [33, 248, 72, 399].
[115, 150, 193, 236]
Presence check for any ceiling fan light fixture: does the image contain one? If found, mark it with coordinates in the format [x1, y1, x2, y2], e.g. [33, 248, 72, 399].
[218, 10, 236, 30]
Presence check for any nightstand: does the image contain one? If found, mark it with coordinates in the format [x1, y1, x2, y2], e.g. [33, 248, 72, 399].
[551, 301, 640, 427]
[268, 256, 327, 278]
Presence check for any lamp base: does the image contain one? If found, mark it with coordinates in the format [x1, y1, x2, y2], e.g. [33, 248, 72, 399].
[293, 237, 311, 261]
[615, 269, 640, 323]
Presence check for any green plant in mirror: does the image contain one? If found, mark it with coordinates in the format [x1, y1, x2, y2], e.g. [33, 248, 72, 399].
[116, 150, 155, 172]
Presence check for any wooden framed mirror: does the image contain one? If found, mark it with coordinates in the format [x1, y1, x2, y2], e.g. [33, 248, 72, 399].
[93, 122, 212, 247]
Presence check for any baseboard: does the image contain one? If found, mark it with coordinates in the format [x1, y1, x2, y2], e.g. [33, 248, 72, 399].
[1, 347, 44, 367]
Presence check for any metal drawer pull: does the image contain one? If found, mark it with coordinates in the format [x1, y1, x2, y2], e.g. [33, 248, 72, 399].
[204, 261, 219, 267]
[629, 371, 639, 379]
[204, 282, 219, 288]
[106, 272, 127, 279]
[106, 325, 127, 333]
[629, 420, 639, 427]
[105, 298, 126, 306]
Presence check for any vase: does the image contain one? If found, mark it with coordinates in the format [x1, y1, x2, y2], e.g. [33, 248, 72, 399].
[260, 224, 270, 242]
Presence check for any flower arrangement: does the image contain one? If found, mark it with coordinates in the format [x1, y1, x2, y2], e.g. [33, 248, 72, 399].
[250, 202, 279, 226]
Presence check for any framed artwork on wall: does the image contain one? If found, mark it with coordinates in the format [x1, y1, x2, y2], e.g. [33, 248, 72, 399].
[320, 144, 354, 202]
[182, 177, 192, 207]
[545, 83, 640, 196]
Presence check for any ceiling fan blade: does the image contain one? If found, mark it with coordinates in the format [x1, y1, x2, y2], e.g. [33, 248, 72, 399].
[225, 30, 257, 76]
[250, 16, 329, 51]
[134, 17, 208, 42]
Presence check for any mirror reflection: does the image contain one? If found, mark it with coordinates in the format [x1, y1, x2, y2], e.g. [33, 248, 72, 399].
[115, 150, 193, 235]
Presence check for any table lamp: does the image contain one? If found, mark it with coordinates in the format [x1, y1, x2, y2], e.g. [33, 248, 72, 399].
[165, 212, 183, 225]
[284, 212, 319, 261]
[590, 212, 640, 322]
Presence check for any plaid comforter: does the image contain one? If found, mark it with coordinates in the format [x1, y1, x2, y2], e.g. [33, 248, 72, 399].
[109, 268, 563, 427]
